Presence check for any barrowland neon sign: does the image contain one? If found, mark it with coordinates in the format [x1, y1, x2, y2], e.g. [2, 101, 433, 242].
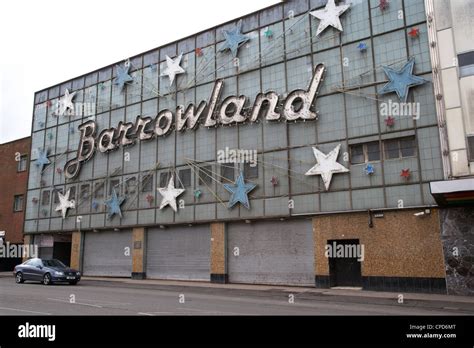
[64, 64, 325, 179]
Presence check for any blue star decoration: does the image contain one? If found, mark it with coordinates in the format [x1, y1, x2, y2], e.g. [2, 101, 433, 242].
[357, 42, 368, 52]
[379, 58, 428, 102]
[35, 148, 51, 172]
[219, 19, 250, 58]
[223, 171, 257, 210]
[365, 163, 375, 175]
[113, 63, 134, 92]
[104, 188, 126, 219]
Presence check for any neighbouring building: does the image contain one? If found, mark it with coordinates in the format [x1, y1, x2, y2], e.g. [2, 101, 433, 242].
[0, 136, 31, 270]
[426, 0, 474, 296]
[24, 0, 452, 293]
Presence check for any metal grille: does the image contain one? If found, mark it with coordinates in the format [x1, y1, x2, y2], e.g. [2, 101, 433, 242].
[82, 229, 132, 277]
[146, 225, 210, 281]
[228, 219, 314, 286]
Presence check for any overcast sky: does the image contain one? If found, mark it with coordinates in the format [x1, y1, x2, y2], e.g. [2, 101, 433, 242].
[0, 0, 278, 144]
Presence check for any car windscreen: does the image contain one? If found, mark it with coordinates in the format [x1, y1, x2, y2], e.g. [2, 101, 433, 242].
[42, 259, 66, 268]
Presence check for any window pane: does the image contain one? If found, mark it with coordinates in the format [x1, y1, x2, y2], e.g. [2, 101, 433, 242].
[198, 165, 212, 186]
[244, 162, 258, 179]
[159, 172, 170, 188]
[109, 179, 120, 195]
[80, 184, 90, 199]
[367, 142, 380, 161]
[94, 182, 104, 198]
[350, 145, 364, 164]
[178, 169, 191, 188]
[400, 137, 416, 157]
[141, 174, 153, 192]
[125, 177, 137, 194]
[53, 189, 63, 204]
[17, 155, 27, 172]
[468, 136, 474, 162]
[221, 163, 235, 182]
[69, 186, 76, 200]
[14, 195, 24, 211]
[384, 139, 399, 159]
[458, 51, 474, 67]
[41, 190, 50, 206]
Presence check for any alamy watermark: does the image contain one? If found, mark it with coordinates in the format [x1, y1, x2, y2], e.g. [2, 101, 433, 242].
[325, 241, 365, 262]
[217, 147, 257, 167]
[380, 100, 420, 120]
[18, 322, 55, 342]
[0, 241, 38, 259]
[50, 102, 96, 117]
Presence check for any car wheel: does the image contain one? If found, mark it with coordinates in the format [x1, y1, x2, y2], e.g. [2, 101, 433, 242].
[15, 272, 24, 284]
[43, 273, 52, 285]
[69, 280, 78, 285]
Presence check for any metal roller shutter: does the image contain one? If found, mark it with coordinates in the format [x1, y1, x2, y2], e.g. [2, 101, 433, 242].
[228, 219, 314, 286]
[83, 229, 132, 277]
[146, 225, 210, 281]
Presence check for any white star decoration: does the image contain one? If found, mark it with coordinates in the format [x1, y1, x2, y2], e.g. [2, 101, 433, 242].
[310, 0, 350, 36]
[160, 53, 186, 85]
[158, 175, 185, 212]
[56, 89, 76, 116]
[55, 189, 75, 219]
[305, 144, 349, 191]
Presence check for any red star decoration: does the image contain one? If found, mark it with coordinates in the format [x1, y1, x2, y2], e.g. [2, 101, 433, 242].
[385, 116, 395, 127]
[270, 176, 278, 186]
[400, 169, 411, 179]
[146, 194, 154, 205]
[408, 28, 420, 38]
[195, 47, 203, 57]
[379, 0, 389, 11]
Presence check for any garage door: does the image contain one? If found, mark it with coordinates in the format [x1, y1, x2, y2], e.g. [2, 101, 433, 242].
[147, 225, 210, 281]
[83, 229, 132, 277]
[228, 220, 314, 286]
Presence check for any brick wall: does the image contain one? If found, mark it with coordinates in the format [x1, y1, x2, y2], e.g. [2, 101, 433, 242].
[0, 137, 31, 244]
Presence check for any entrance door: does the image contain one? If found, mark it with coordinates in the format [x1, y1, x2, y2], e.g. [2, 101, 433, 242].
[328, 239, 362, 287]
[53, 242, 72, 266]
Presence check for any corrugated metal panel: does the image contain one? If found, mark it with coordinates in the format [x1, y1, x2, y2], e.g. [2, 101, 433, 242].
[228, 220, 314, 286]
[83, 230, 132, 277]
[146, 225, 210, 281]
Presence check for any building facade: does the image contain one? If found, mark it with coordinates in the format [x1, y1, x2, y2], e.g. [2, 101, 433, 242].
[426, 0, 474, 296]
[0, 136, 31, 270]
[25, 0, 449, 293]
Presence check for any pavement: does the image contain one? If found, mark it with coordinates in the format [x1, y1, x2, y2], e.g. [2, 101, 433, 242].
[0, 272, 473, 315]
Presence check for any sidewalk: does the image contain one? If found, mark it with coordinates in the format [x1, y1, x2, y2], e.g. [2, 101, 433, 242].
[2, 271, 472, 305]
[82, 275, 474, 305]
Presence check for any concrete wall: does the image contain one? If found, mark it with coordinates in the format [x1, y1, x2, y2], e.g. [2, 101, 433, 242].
[433, 0, 474, 176]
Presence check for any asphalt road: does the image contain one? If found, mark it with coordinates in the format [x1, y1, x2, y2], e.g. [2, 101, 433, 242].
[0, 276, 473, 316]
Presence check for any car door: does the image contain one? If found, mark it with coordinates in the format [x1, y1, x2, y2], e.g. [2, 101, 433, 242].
[20, 260, 34, 280]
[28, 259, 44, 281]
